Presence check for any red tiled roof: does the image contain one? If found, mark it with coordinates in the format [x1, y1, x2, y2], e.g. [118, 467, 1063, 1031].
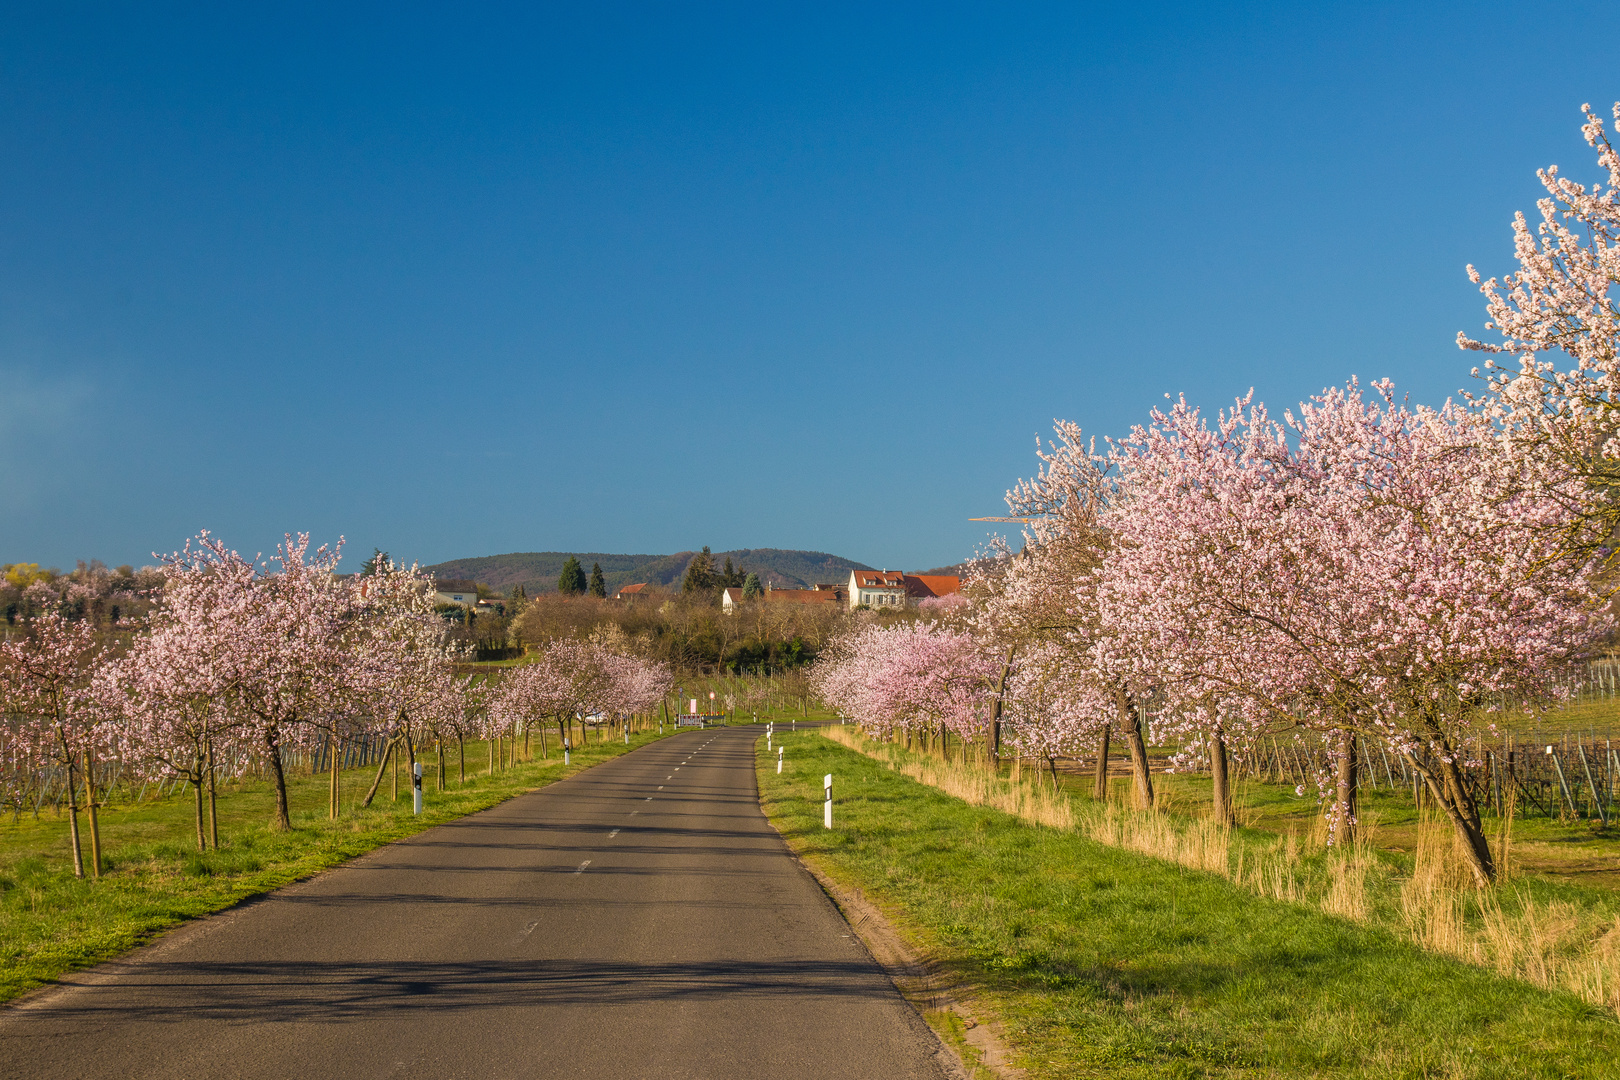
[904, 574, 961, 599]
[615, 583, 647, 598]
[765, 588, 841, 605]
[852, 571, 906, 589]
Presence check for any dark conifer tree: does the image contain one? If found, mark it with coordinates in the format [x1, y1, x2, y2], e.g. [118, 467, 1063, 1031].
[589, 562, 607, 598]
[682, 547, 715, 593]
[557, 556, 587, 595]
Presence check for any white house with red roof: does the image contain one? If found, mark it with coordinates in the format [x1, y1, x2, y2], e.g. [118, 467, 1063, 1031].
[847, 570, 960, 610]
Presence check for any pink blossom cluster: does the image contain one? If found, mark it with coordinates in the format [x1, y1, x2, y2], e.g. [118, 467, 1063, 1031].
[491, 639, 671, 743]
[811, 622, 1000, 741]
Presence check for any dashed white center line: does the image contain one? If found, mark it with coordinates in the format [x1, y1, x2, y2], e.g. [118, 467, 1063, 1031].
[608, 829, 619, 838]
[574, 860, 591, 874]
[657, 785, 664, 790]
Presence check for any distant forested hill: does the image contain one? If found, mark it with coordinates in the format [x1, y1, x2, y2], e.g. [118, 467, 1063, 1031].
[423, 548, 877, 596]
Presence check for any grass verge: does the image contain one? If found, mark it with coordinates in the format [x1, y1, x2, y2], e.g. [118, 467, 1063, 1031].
[0, 727, 676, 1003]
[760, 729, 1620, 1079]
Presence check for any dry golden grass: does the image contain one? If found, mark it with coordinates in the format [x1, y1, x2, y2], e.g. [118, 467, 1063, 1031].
[823, 724, 1620, 1016]
[821, 725, 1073, 829]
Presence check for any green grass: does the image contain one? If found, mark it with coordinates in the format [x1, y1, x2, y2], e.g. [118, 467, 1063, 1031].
[0, 725, 676, 1003]
[760, 730, 1620, 1079]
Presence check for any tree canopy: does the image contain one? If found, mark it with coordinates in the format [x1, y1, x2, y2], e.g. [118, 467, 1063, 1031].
[557, 556, 587, 595]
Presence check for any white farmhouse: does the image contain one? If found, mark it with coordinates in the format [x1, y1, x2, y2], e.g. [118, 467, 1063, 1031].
[848, 570, 907, 609]
[846, 570, 963, 611]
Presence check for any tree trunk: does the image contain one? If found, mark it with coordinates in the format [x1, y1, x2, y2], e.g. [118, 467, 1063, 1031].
[265, 728, 292, 831]
[1047, 754, 1060, 792]
[458, 738, 465, 784]
[436, 739, 446, 791]
[1332, 728, 1358, 846]
[361, 735, 397, 809]
[1093, 725, 1111, 800]
[1210, 729, 1232, 827]
[83, 749, 102, 878]
[65, 757, 85, 879]
[990, 646, 1016, 765]
[1405, 714, 1495, 885]
[329, 733, 340, 820]
[1110, 686, 1155, 809]
[194, 748, 208, 851]
[206, 732, 219, 850]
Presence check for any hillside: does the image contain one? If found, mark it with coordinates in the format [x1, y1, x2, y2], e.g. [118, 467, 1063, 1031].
[423, 548, 877, 596]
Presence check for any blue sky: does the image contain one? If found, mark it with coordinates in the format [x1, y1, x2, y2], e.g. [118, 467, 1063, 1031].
[2, 2, 1616, 573]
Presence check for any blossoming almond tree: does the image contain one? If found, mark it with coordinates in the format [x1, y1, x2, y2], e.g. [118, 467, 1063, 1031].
[192, 533, 354, 831]
[811, 622, 999, 755]
[972, 422, 1160, 807]
[1460, 102, 1620, 568]
[353, 558, 462, 808]
[0, 613, 108, 877]
[1107, 381, 1607, 879]
[998, 641, 1114, 792]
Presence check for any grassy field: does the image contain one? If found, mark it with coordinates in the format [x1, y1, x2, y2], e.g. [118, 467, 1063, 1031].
[761, 729, 1620, 1079]
[0, 724, 676, 1003]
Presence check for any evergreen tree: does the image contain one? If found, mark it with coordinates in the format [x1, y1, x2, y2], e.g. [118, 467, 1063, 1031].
[360, 548, 389, 576]
[682, 546, 715, 593]
[720, 556, 747, 588]
[742, 572, 764, 600]
[557, 556, 587, 595]
[589, 562, 607, 598]
[507, 583, 528, 617]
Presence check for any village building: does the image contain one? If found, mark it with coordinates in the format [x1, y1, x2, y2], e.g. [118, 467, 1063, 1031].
[432, 579, 481, 608]
[614, 583, 648, 600]
[846, 570, 961, 610]
[763, 582, 845, 607]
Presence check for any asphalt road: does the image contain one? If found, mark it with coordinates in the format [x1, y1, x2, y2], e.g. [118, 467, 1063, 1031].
[0, 725, 955, 1080]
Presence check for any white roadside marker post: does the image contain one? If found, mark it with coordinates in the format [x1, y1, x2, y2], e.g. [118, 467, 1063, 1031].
[564, 738, 570, 766]
[412, 762, 423, 816]
[777, 746, 784, 774]
[824, 773, 833, 829]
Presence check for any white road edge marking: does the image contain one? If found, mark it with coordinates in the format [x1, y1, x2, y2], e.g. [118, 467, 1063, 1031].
[574, 860, 591, 874]
[608, 828, 619, 837]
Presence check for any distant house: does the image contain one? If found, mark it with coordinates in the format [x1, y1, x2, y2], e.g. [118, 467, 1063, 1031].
[847, 570, 961, 610]
[849, 570, 907, 609]
[721, 587, 746, 613]
[615, 583, 648, 601]
[905, 574, 962, 604]
[433, 579, 481, 607]
[763, 583, 844, 606]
